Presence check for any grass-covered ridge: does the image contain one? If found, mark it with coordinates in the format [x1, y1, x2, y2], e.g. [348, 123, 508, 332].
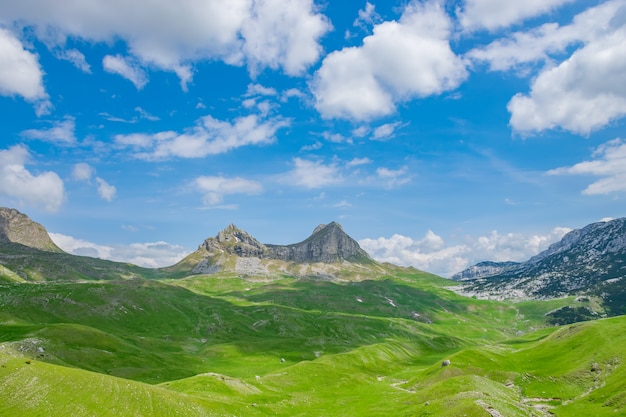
[0, 267, 624, 416]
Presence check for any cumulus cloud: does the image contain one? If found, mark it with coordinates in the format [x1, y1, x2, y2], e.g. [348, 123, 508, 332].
[115, 113, 289, 160]
[72, 162, 95, 182]
[0, 145, 64, 212]
[312, 0, 467, 120]
[359, 227, 571, 277]
[286, 158, 342, 188]
[72, 162, 117, 202]
[548, 138, 626, 195]
[50, 233, 189, 268]
[103, 55, 148, 89]
[507, 29, 626, 134]
[0, 27, 50, 112]
[241, 0, 331, 76]
[458, 0, 575, 32]
[21, 117, 77, 144]
[96, 177, 117, 202]
[466, 0, 626, 134]
[0, 0, 330, 85]
[195, 175, 262, 206]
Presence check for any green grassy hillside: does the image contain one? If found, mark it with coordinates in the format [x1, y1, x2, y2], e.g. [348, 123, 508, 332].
[0, 268, 624, 416]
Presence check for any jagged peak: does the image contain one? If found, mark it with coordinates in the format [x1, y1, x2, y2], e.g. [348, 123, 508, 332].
[311, 221, 344, 236]
[0, 207, 63, 252]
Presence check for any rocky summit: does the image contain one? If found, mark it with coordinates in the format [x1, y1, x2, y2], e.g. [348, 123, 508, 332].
[199, 222, 370, 264]
[174, 221, 378, 279]
[454, 217, 626, 300]
[0, 207, 62, 252]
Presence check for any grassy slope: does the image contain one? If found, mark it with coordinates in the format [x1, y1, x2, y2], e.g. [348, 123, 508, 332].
[0, 268, 624, 416]
[0, 243, 162, 282]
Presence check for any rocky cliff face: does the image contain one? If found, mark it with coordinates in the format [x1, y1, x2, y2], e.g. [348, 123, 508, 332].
[0, 208, 62, 252]
[198, 222, 371, 264]
[266, 222, 371, 263]
[181, 222, 375, 278]
[455, 218, 626, 300]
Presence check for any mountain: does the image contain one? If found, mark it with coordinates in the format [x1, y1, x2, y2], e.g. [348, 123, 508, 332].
[165, 222, 380, 279]
[451, 261, 520, 281]
[0, 207, 62, 252]
[0, 207, 160, 282]
[454, 217, 626, 302]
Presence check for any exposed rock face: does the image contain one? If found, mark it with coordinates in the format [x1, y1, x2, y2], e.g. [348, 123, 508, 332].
[455, 218, 626, 300]
[200, 224, 268, 258]
[198, 222, 371, 264]
[0, 208, 62, 252]
[266, 222, 371, 263]
[451, 261, 520, 281]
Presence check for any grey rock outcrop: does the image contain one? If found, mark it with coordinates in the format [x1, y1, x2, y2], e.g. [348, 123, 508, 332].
[451, 261, 520, 281]
[455, 217, 626, 299]
[266, 222, 371, 263]
[0, 207, 62, 252]
[198, 222, 371, 264]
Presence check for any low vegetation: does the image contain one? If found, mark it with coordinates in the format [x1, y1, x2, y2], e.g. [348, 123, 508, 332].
[1, 266, 624, 416]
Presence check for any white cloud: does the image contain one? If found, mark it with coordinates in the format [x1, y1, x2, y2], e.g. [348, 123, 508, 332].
[372, 122, 401, 141]
[72, 162, 94, 182]
[458, 0, 575, 32]
[465, 0, 626, 135]
[333, 199, 352, 208]
[0, 0, 329, 85]
[312, 0, 467, 120]
[103, 55, 148, 89]
[247, 83, 277, 97]
[376, 166, 411, 188]
[50, 233, 189, 268]
[96, 177, 117, 202]
[286, 158, 342, 188]
[55, 48, 91, 72]
[115, 114, 289, 160]
[21, 117, 77, 144]
[195, 175, 262, 206]
[359, 227, 571, 277]
[346, 157, 372, 167]
[548, 138, 626, 195]
[0, 27, 50, 111]
[300, 141, 323, 151]
[241, 0, 331, 76]
[0, 145, 64, 212]
[133, 106, 159, 121]
[353, 2, 381, 30]
[507, 27, 626, 134]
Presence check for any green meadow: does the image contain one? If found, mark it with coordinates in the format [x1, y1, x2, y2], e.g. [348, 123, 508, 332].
[0, 269, 624, 416]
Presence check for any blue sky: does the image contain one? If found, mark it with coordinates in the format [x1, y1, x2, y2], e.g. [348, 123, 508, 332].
[1, 0, 625, 276]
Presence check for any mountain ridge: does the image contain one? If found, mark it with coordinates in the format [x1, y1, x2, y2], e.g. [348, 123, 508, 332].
[454, 217, 626, 301]
[170, 221, 378, 279]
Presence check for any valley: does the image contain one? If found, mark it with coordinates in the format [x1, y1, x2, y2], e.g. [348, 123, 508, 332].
[0, 209, 625, 416]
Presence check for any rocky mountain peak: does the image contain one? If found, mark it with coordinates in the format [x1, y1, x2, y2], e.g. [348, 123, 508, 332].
[200, 224, 267, 257]
[454, 217, 626, 300]
[187, 221, 373, 277]
[268, 221, 371, 263]
[0, 207, 62, 252]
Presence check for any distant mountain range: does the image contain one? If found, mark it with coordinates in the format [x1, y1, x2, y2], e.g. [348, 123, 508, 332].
[453, 217, 626, 314]
[3, 206, 626, 313]
[0, 207, 389, 282]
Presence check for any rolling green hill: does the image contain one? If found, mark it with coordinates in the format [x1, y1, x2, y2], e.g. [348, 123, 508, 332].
[1, 269, 624, 416]
[0, 208, 624, 416]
